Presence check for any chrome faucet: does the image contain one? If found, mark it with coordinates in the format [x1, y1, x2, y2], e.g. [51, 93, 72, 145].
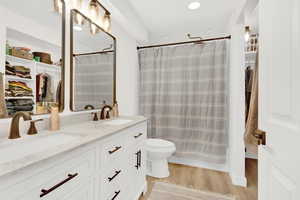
[9, 112, 32, 139]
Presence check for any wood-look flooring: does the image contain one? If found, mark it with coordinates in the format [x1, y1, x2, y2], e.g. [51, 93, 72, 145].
[140, 158, 257, 200]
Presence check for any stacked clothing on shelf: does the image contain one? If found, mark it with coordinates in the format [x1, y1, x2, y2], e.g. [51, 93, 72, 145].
[5, 61, 32, 79]
[5, 99, 34, 116]
[5, 81, 33, 97]
[5, 61, 15, 76]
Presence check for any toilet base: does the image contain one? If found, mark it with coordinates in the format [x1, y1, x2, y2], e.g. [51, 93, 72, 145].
[147, 159, 170, 178]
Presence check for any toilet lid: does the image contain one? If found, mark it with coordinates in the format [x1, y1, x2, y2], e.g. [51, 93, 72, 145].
[146, 139, 175, 149]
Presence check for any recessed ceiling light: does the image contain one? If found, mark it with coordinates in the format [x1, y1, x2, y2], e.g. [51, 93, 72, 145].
[188, 1, 201, 10]
[73, 25, 83, 31]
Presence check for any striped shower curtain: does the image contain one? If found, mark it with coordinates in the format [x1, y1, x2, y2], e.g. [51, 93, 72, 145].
[139, 41, 229, 164]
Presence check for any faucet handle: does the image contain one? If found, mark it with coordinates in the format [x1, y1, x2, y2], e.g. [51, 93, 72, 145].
[106, 110, 110, 119]
[27, 119, 44, 135]
[91, 112, 99, 121]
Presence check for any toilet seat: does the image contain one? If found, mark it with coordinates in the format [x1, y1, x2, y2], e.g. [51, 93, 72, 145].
[146, 139, 176, 151]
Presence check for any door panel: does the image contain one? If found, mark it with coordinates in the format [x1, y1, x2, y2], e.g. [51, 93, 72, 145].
[259, 0, 300, 199]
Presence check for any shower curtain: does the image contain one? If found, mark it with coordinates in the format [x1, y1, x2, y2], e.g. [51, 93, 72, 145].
[139, 41, 229, 164]
[74, 53, 114, 110]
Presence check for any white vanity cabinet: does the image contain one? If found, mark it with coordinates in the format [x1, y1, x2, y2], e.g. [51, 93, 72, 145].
[0, 145, 97, 200]
[0, 120, 147, 200]
[98, 122, 147, 200]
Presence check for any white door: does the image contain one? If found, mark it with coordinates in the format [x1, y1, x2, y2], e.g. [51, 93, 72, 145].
[258, 0, 300, 200]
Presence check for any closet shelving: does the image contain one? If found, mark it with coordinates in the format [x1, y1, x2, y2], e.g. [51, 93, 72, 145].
[245, 34, 259, 160]
[4, 54, 61, 115]
[5, 75, 33, 82]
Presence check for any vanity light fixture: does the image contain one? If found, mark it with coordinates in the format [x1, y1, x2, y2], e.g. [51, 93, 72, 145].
[188, 1, 201, 10]
[52, 0, 112, 34]
[53, 0, 63, 13]
[245, 26, 251, 42]
[90, 23, 99, 35]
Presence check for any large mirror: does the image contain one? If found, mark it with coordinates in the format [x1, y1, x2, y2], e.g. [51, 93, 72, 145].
[0, 0, 65, 118]
[70, 9, 116, 112]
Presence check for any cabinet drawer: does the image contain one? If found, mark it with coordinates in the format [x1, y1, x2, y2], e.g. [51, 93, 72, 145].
[101, 163, 125, 196]
[126, 123, 147, 146]
[0, 149, 96, 200]
[104, 185, 127, 200]
[101, 138, 126, 167]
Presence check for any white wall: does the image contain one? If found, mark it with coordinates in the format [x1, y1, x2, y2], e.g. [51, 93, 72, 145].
[228, 24, 247, 187]
[226, 0, 259, 187]
[114, 25, 139, 115]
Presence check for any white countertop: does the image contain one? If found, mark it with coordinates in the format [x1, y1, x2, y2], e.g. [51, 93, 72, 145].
[0, 116, 147, 178]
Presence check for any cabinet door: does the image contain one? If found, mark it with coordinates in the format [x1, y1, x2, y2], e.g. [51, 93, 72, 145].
[127, 143, 146, 199]
[19, 179, 94, 200]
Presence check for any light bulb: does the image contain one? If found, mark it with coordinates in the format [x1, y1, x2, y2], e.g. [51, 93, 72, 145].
[53, 0, 63, 13]
[75, 13, 84, 25]
[103, 13, 111, 32]
[188, 2, 201, 10]
[89, 0, 99, 20]
[72, 0, 82, 9]
[245, 26, 250, 42]
[73, 25, 82, 31]
[90, 23, 98, 35]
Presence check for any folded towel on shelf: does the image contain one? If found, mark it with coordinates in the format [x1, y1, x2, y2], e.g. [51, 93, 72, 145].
[5, 61, 32, 79]
[6, 81, 33, 97]
[8, 81, 32, 92]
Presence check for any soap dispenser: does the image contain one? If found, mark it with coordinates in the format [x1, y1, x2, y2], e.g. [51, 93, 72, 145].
[50, 104, 60, 131]
[112, 101, 119, 118]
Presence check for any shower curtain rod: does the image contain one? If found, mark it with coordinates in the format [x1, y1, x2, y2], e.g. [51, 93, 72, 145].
[73, 50, 114, 57]
[137, 35, 231, 50]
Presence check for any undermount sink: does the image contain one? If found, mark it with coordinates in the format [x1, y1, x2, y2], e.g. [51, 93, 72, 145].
[102, 119, 133, 125]
[0, 134, 79, 165]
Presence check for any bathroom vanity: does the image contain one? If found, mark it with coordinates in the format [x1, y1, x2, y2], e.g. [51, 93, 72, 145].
[0, 116, 147, 200]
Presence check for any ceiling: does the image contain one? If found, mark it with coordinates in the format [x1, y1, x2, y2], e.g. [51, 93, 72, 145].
[0, 0, 60, 29]
[125, 0, 241, 42]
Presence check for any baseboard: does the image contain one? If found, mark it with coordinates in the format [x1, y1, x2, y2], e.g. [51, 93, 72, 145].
[169, 156, 229, 172]
[230, 173, 247, 187]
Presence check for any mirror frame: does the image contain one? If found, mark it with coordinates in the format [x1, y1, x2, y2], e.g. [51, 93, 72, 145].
[69, 9, 117, 112]
[58, 0, 66, 113]
[0, 0, 66, 118]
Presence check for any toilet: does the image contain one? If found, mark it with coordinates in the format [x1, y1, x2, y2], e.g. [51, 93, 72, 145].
[145, 139, 176, 178]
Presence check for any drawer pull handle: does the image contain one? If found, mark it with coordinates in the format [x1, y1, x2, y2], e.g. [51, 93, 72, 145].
[109, 146, 122, 154]
[111, 190, 121, 200]
[134, 133, 143, 139]
[108, 170, 121, 182]
[40, 173, 78, 198]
